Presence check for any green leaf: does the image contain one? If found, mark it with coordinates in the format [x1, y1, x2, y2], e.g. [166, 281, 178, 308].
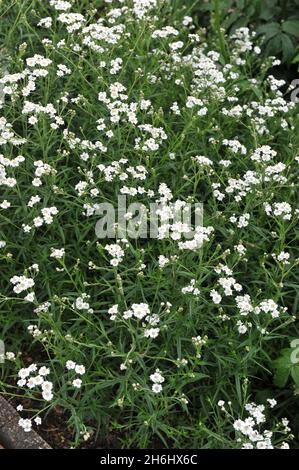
[259, 1, 279, 21]
[265, 34, 283, 57]
[291, 365, 299, 387]
[281, 33, 295, 62]
[257, 22, 280, 35]
[273, 348, 293, 369]
[292, 52, 299, 64]
[274, 366, 290, 388]
[282, 20, 299, 39]
[257, 22, 281, 41]
[272, 348, 299, 388]
[229, 17, 251, 32]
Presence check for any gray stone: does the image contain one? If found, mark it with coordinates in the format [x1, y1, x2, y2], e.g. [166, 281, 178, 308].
[0, 396, 51, 449]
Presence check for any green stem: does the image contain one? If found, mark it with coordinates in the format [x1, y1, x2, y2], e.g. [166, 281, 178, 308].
[213, 0, 229, 62]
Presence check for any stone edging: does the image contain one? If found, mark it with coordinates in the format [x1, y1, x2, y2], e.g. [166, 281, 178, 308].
[0, 396, 51, 449]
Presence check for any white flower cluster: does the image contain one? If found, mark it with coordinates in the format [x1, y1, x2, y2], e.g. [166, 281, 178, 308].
[235, 295, 285, 319]
[105, 240, 127, 266]
[223, 138, 247, 155]
[66, 360, 86, 389]
[264, 202, 292, 220]
[152, 26, 179, 39]
[57, 13, 85, 33]
[32, 160, 57, 186]
[19, 416, 41, 433]
[178, 226, 214, 251]
[17, 364, 53, 401]
[0, 116, 26, 148]
[23, 100, 64, 129]
[136, 124, 168, 152]
[229, 213, 250, 228]
[10, 274, 35, 294]
[232, 401, 291, 449]
[38, 17, 53, 29]
[26, 54, 52, 68]
[272, 251, 290, 265]
[24, 206, 59, 231]
[132, 0, 160, 20]
[108, 303, 161, 339]
[218, 275, 242, 296]
[73, 294, 93, 313]
[98, 159, 147, 183]
[181, 279, 200, 296]
[150, 368, 165, 394]
[251, 145, 277, 163]
[50, 0, 72, 11]
[50, 247, 65, 259]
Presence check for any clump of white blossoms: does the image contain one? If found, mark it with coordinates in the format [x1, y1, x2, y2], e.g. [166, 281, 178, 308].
[50, 247, 65, 259]
[181, 279, 200, 296]
[192, 335, 208, 358]
[127, 303, 151, 320]
[73, 294, 93, 313]
[108, 303, 161, 339]
[272, 251, 290, 265]
[230, 401, 292, 449]
[66, 361, 86, 389]
[10, 275, 35, 294]
[150, 369, 165, 394]
[264, 202, 292, 220]
[17, 364, 53, 402]
[105, 240, 128, 266]
[18, 418, 33, 433]
[250, 145, 277, 163]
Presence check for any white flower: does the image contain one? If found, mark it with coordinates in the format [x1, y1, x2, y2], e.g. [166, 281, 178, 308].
[10, 275, 35, 294]
[158, 255, 169, 268]
[17, 379, 26, 387]
[50, 248, 65, 259]
[267, 398, 277, 408]
[6, 352, 16, 361]
[24, 292, 35, 302]
[152, 383, 162, 394]
[150, 369, 165, 384]
[144, 328, 160, 339]
[72, 378, 82, 388]
[131, 303, 150, 319]
[42, 390, 54, 401]
[75, 365, 85, 375]
[41, 381, 53, 392]
[210, 289, 222, 304]
[38, 366, 50, 376]
[19, 418, 32, 432]
[66, 360, 76, 370]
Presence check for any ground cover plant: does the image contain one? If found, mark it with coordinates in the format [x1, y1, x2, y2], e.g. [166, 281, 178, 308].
[0, 0, 299, 449]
